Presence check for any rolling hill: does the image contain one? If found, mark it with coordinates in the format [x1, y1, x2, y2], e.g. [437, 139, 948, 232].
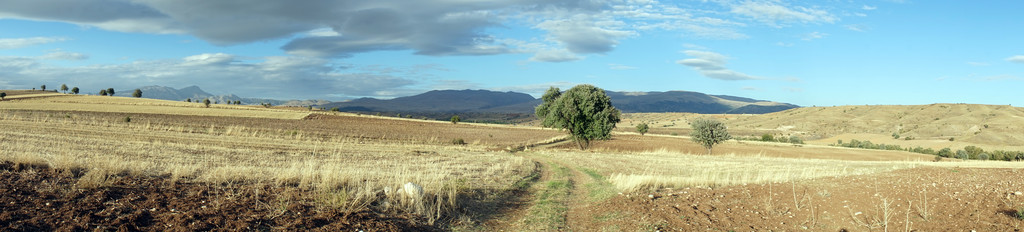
[319, 89, 798, 116]
[118, 85, 330, 106]
[622, 103, 1024, 150]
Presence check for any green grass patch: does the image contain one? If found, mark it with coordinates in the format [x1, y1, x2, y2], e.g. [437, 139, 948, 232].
[580, 168, 618, 202]
[522, 162, 572, 231]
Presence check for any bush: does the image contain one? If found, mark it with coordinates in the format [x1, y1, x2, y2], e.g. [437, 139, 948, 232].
[788, 136, 803, 144]
[955, 150, 969, 160]
[978, 153, 990, 160]
[451, 115, 461, 124]
[203, 99, 211, 108]
[761, 134, 774, 142]
[132, 89, 143, 98]
[690, 118, 731, 155]
[635, 123, 649, 135]
[892, 132, 900, 139]
[451, 138, 466, 145]
[0, 92, 5, 100]
[937, 148, 953, 158]
[123, 116, 131, 123]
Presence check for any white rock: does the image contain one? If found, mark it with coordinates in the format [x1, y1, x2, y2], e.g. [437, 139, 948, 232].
[1014, 191, 1022, 195]
[403, 182, 424, 200]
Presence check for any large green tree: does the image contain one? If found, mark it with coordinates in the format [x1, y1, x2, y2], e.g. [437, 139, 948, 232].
[0, 92, 6, 100]
[71, 87, 79, 94]
[535, 84, 621, 150]
[60, 84, 68, 94]
[106, 88, 115, 96]
[132, 89, 143, 98]
[690, 118, 731, 155]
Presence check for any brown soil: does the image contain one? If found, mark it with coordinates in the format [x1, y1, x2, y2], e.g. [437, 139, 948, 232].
[573, 167, 1024, 231]
[0, 162, 437, 232]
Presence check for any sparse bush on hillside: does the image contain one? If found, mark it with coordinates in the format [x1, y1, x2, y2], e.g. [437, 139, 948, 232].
[451, 115, 460, 124]
[937, 148, 953, 158]
[761, 134, 774, 142]
[0, 92, 5, 100]
[331, 107, 340, 112]
[636, 123, 649, 135]
[40, 85, 46, 91]
[106, 88, 115, 96]
[949, 137, 955, 141]
[261, 103, 272, 108]
[978, 153, 990, 160]
[451, 138, 466, 145]
[955, 150, 969, 160]
[690, 118, 731, 155]
[186, 98, 191, 102]
[99, 89, 107, 96]
[132, 89, 142, 98]
[60, 84, 68, 94]
[892, 132, 900, 139]
[123, 116, 131, 123]
[71, 87, 79, 95]
[789, 136, 803, 144]
[203, 99, 211, 108]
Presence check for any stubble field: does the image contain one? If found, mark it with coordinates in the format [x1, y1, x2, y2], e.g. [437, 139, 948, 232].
[1, 93, 1022, 231]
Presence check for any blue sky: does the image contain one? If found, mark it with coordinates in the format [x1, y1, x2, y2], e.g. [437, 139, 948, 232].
[1, 0, 1021, 106]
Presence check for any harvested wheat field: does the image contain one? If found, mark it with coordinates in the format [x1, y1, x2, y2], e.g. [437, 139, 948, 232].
[2, 94, 1023, 231]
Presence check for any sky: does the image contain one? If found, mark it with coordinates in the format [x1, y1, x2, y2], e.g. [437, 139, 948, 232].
[1, 0, 1022, 106]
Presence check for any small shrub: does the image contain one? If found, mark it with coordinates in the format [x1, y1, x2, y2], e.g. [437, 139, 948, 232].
[123, 116, 131, 123]
[949, 137, 955, 141]
[203, 99, 211, 108]
[636, 123, 649, 135]
[761, 134, 774, 142]
[451, 138, 466, 145]
[1016, 207, 1024, 220]
[933, 156, 942, 162]
[451, 115, 460, 124]
[788, 136, 803, 144]
[670, 132, 678, 136]
[892, 132, 900, 139]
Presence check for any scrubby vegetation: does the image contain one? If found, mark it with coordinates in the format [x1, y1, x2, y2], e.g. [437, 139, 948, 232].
[833, 140, 1024, 161]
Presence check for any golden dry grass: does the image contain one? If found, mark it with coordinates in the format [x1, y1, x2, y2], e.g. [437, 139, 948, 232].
[0, 98, 555, 222]
[618, 104, 1024, 152]
[528, 149, 1021, 193]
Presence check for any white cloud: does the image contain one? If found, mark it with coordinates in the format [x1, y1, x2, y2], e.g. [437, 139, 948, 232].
[608, 63, 637, 70]
[730, 0, 838, 27]
[845, 24, 868, 32]
[676, 50, 759, 80]
[1007, 55, 1024, 64]
[802, 31, 827, 41]
[535, 15, 634, 54]
[862, 5, 877, 10]
[529, 49, 583, 63]
[0, 53, 426, 100]
[39, 51, 89, 60]
[0, 37, 69, 49]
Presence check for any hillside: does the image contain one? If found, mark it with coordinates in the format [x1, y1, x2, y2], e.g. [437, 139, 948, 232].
[622, 103, 1024, 151]
[320, 89, 798, 117]
[117, 85, 330, 106]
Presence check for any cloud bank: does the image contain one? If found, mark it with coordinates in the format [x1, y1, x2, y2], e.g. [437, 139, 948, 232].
[677, 50, 759, 80]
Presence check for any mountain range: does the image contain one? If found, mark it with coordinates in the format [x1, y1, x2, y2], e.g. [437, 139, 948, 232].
[320, 89, 799, 115]
[117, 85, 330, 106]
